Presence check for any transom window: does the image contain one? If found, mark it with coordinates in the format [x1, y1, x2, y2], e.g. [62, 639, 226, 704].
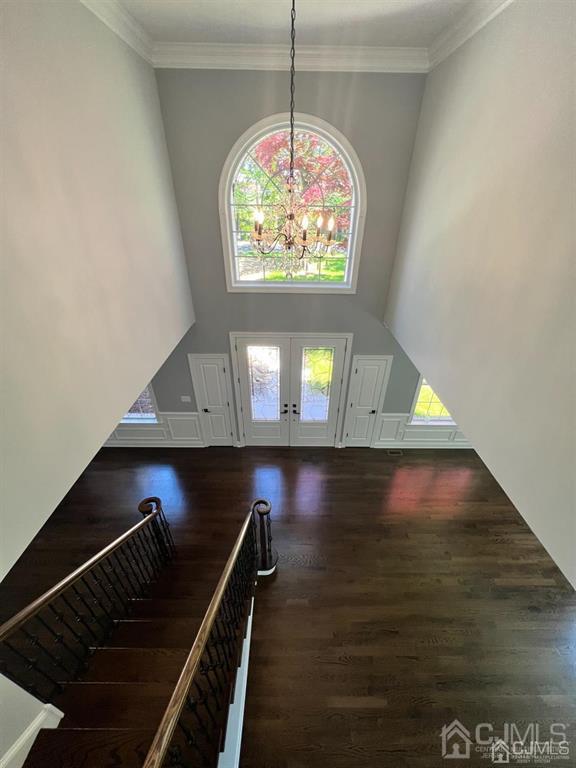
[410, 379, 456, 426]
[220, 114, 365, 293]
[121, 385, 158, 424]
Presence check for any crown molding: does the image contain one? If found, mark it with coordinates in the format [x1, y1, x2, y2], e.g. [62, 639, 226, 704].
[80, 0, 153, 63]
[81, 0, 516, 73]
[428, 0, 516, 68]
[152, 43, 429, 73]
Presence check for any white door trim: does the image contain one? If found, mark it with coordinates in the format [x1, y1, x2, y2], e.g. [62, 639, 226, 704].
[230, 332, 353, 447]
[188, 354, 239, 446]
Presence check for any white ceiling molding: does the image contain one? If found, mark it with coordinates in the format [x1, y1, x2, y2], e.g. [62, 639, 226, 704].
[81, 0, 516, 73]
[80, 0, 153, 63]
[152, 43, 429, 73]
[428, 0, 516, 68]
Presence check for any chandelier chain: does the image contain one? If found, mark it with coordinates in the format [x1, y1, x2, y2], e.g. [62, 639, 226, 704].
[289, 0, 296, 182]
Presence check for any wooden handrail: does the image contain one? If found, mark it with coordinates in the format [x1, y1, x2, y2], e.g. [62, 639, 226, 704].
[142, 510, 255, 768]
[0, 510, 160, 641]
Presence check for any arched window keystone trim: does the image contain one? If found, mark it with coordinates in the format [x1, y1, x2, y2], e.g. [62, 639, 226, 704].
[219, 113, 366, 294]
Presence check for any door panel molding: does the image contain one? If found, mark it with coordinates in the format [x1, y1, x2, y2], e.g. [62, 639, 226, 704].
[343, 355, 393, 448]
[188, 354, 237, 446]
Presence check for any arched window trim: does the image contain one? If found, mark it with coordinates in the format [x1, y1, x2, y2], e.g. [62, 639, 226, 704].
[219, 112, 367, 294]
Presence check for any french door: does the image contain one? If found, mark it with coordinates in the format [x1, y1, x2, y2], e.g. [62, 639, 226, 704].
[234, 335, 348, 446]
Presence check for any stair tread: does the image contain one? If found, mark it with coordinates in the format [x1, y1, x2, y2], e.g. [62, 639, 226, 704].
[25, 728, 155, 768]
[105, 617, 203, 648]
[57, 682, 176, 728]
[129, 596, 210, 619]
[81, 647, 189, 683]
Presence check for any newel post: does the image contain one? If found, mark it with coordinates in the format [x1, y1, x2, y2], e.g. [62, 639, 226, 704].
[251, 499, 278, 576]
[138, 496, 176, 561]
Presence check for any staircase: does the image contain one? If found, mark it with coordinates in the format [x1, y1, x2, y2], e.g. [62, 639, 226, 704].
[0, 499, 273, 768]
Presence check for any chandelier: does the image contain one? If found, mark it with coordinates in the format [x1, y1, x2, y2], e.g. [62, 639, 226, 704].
[251, 0, 336, 276]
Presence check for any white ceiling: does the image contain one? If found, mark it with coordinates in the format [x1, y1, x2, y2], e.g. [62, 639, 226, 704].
[118, 0, 471, 48]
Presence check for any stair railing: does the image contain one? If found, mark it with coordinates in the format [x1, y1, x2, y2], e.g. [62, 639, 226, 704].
[0, 497, 174, 703]
[142, 505, 258, 768]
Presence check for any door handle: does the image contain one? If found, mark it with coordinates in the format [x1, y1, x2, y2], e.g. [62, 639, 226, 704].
[292, 409, 300, 415]
[370, 409, 376, 414]
[280, 409, 289, 414]
[202, 408, 210, 413]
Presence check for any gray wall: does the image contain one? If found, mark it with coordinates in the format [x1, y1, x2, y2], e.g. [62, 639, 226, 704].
[151, 70, 425, 413]
[1, 0, 195, 579]
[385, 1, 575, 587]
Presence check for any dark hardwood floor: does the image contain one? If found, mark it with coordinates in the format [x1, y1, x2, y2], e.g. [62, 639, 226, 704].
[2, 447, 574, 767]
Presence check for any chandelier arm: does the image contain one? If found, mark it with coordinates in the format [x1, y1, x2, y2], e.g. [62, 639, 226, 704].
[254, 231, 288, 256]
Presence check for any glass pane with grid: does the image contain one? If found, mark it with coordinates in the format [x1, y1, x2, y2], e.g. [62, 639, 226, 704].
[231, 127, 355, 285]
[412, 380, 454, 424]
[122, 386, 158, 422]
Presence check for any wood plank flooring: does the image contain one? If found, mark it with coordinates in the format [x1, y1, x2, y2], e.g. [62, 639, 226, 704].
[2, 447, 574, 767]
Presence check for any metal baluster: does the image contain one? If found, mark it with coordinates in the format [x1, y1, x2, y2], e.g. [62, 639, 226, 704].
[193, 680, 218, 729]
[199, 657, 221, 704]
[139, 527, 162, 577]
[70, 585, 107, 640]
[111, 549, 140, 599]
[78, 575, 114, 630]
[96, 562, 129, 614]
[35, 613, 85, 669]
[125, 537, 150, 590]
[205, 645, 225, 696]
[26, 619, 76, 676]
[177, 718, 212, 766]
[131, 533, 155, 584]
[103, 554, 135, 610]
[49, 601, 91, 654]
[87, 569, 117, 621]
[133, 528, 157, 578]
[60, 593, 99, 646]
[121, 541, 148, 596]
[5, 636, 61, 697]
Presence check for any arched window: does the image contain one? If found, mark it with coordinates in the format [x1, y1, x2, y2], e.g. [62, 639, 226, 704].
[219, 114, 366, 293]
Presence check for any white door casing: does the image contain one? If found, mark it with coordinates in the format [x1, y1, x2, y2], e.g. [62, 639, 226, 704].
[231, 333, 352, 447]
[188, 354, 235, 446]
[343, 356, 393, 447]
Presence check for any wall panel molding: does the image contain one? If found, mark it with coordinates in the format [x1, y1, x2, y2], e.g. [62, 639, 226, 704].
[105, 412, 470, 450]
[372, 414, 471, 449]
[106, 412, 206, 448]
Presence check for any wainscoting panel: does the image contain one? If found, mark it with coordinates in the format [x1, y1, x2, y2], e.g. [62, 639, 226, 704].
[105, 413, 470, 450]
[165, 413, 204, 443]
[106, 413, 206, 448]
[371, 414, 471, 449]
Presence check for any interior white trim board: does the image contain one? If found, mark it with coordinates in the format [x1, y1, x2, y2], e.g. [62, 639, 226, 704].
[81, 0, 516, 73]
[0, 702, 63, 768]
[153, 43, 429, 73]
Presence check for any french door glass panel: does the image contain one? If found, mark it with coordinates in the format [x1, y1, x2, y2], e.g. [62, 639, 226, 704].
[300, 347, 335, 422]
[247, 346, 280, 421]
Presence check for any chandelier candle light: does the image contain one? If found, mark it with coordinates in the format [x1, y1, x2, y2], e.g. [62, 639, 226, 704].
[251, 0, 337, 276]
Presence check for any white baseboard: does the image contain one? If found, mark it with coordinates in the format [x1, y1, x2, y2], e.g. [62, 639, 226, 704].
[217, 596, 255, 768]
[0, 703, 63, 768]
